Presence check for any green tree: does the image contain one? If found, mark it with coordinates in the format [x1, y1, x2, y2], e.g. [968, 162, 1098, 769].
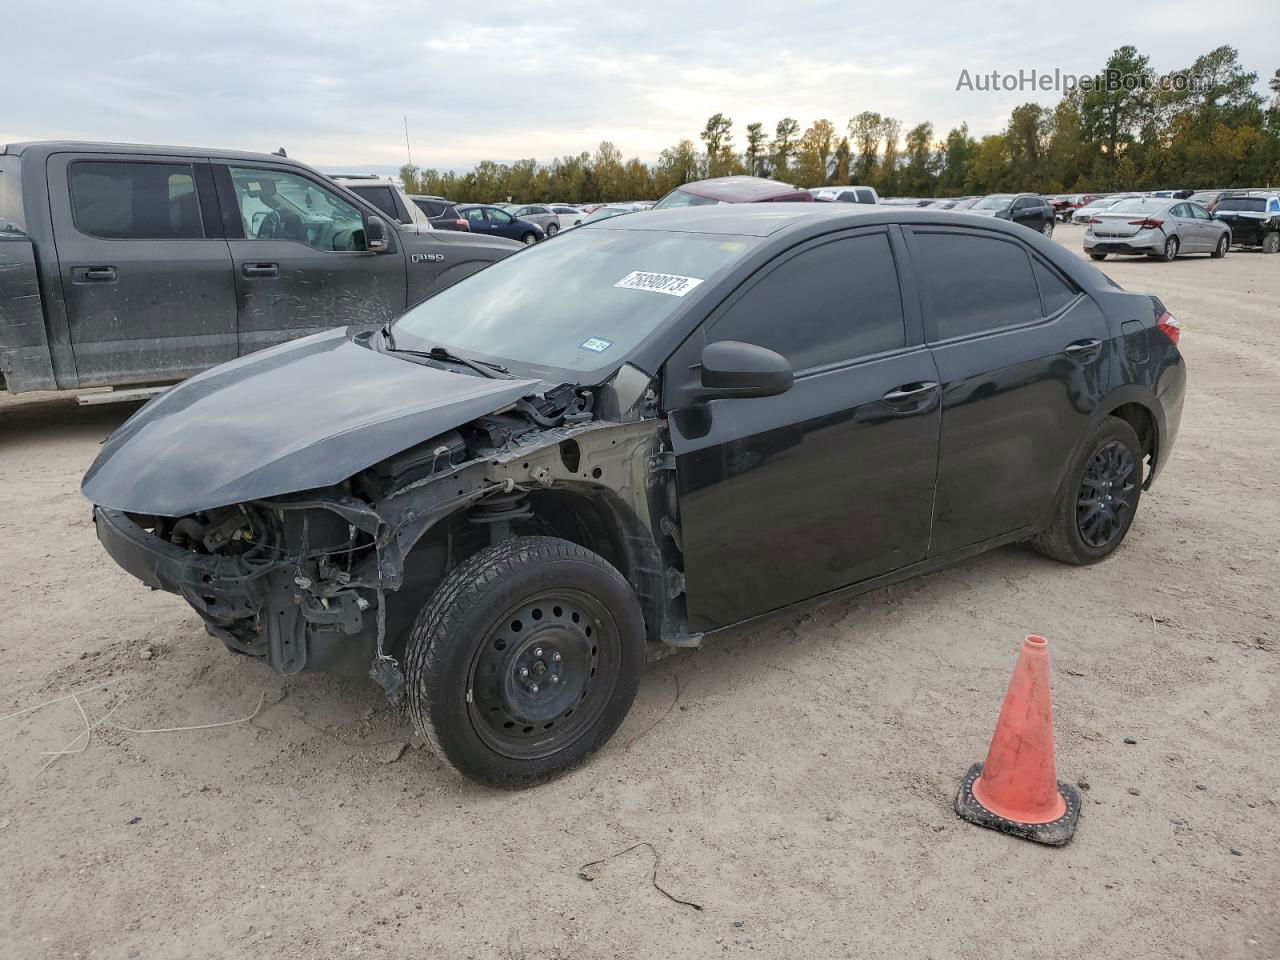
[794, 119, 837, 186]
[771, 117, 801, 179]
[701, 113, 736, 177]
[900, 122, 937, 195]
[849, 112, 883, 183]
[744, 122, 769, 176]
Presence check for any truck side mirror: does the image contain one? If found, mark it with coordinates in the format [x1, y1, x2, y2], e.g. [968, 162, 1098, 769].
[365, 215, 389, 253]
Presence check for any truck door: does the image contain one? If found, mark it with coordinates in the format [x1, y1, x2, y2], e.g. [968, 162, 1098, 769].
[212, 163, 407, 355]
[46, 153, 236, 386]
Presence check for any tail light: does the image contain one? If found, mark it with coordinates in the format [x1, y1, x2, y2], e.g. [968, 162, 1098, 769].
[1128, 218, 1164, 230]
[1156, 310, 1181, 346]
[455, 219, 469, 230]
[1087, 217, 1103, 224]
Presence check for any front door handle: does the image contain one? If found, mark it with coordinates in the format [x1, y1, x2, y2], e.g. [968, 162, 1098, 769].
[76, 266, 117, 282]
[882, 381, 939, 408]
[1064, 338, 1102, 361]
[242, 262, 279, 278]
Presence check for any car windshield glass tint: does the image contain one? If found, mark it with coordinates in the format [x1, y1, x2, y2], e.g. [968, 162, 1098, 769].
[1108, 199, 1164, 214]
[391, 228, 759, 376]
[652, 188, 723, 210]
[972, 195, 1013, 210]
[1215, 197, 1266, 212]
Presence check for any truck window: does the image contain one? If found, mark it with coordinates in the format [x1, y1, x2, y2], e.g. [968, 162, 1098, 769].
[0, 155, 23, 231]
[69, 161, 204, 239]
[228, 167, 367, 252]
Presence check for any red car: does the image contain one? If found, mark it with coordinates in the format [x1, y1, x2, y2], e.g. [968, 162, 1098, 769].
[653, 175, 814, 209]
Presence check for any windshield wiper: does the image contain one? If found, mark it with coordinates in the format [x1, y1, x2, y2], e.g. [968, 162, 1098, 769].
[380, 324, 512, 378]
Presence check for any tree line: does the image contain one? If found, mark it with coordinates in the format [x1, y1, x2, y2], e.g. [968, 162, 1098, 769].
[398, 45, 1280, 204]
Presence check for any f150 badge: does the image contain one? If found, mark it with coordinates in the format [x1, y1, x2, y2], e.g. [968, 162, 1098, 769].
[410, 253, 445, 263]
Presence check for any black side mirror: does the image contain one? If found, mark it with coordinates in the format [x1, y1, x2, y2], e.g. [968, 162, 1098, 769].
[699, 341, 793, 400]
[365, 215, 389, 252]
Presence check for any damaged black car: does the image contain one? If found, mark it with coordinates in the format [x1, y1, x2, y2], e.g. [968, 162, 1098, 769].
[83, 204, 1185, 787]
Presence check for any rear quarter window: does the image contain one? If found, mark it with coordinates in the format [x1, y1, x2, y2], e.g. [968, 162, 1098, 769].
[0, 155, 23, 231]
[912, 231, 1042, 341]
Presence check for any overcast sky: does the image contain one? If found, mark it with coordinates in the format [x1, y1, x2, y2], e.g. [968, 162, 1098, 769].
[6, 0, 1278, 174]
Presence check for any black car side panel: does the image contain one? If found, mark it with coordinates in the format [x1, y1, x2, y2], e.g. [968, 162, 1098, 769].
[0, 232, 58, 392]
[671, 346, 941, 632]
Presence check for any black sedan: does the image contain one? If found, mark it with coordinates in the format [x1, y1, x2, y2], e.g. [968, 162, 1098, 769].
[457, 204, 545, 244]
[82, 205, 1185, 787]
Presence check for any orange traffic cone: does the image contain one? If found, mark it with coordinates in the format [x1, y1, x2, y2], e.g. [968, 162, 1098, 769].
[955, 635, 1080, 845]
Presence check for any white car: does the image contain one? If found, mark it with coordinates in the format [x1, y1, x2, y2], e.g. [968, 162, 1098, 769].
[548, 204, 586, 231]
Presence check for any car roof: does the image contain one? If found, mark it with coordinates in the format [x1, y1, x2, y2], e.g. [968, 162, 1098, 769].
[675, 176, 808, 202]
[580, 202, 1064, 239]
[2, 140, 303, 166]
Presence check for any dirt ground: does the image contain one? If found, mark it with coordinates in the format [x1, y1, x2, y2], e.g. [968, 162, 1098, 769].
[1, 224, 1276, 960]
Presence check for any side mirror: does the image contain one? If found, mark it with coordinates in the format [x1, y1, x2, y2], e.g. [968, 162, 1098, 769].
[365, 215, 389, 253]
[699, 341, 793, 400]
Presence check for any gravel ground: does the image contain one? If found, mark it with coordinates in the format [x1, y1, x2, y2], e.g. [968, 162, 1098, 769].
[1, 223, 1276, 959]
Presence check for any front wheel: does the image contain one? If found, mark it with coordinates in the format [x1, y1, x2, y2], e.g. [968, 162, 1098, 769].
[1032, 416, 1143, 566]
[1041, 220, 1055, 238]
[405, 536, 645, 788]
[1089, 252, 1108, 261]
[521, 232, 538, 245]
[1212, 234, 1229, 258]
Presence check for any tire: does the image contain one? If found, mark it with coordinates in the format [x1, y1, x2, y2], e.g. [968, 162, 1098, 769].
[1089, 252, 1108, 261]
[1041, 220, 1055, 238]
[546, 222, 559, 236]
[405, 536, 645, 788]
[1263, 232, 1280, 254]
[521, 232, 538, 245]
[1032, 416, 1143, 566]
[1212, 234, 1228, 258]
[1155, 236, 1179, 261]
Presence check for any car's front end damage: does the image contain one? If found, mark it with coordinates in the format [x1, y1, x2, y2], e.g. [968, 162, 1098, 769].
[83, 330, 692, 703]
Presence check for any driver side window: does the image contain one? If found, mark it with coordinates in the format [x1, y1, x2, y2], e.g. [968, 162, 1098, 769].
[488, 208, 513, 225]
[227, 167, 367, 251]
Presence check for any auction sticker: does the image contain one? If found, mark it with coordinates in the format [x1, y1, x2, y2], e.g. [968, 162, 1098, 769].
[579, 336, 614, 353]
[614, 271, 704, 297]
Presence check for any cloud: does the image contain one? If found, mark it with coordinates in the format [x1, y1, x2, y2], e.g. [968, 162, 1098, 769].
[4, 0, 1277, 172]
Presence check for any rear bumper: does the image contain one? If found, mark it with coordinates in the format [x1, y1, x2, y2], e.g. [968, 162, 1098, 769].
[1083, 231, 1162, 255]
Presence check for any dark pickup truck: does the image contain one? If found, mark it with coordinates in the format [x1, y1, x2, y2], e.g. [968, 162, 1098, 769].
[0, 142, 520, 394]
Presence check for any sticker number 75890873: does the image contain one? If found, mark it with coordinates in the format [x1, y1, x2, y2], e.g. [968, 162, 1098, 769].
[614, 271, 704, 297]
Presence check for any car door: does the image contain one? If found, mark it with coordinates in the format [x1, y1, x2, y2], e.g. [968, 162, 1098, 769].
[903, 225, 1110, 556]
[666, 227, 941, 632]
[1169, 203, 1203, 252]
[1187, 202, 1218, 249]
[1009, 197, 1039, 230]
[46, 152, 236, 386]
[486, 207, 520, 240]
[213, 163, 407, 355]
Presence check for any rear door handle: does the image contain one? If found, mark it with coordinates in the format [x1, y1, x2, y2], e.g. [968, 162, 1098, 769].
[882, 381, 939, 408]
[242, 262, 279, 278]
[76, 266, 117, 282]
[1064, 338, 1102, 360]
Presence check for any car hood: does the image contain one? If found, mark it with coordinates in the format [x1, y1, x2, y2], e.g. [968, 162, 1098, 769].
[966, 208, 1004, 217]
[81, 328, 539, 517]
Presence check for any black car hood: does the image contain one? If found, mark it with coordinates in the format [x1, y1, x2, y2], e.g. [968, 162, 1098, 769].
[81, 329, 539, 517]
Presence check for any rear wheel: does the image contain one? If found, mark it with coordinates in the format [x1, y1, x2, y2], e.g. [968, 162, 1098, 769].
[1155, 236, 1179, 261]
[546, 222, 559, 236]
[1212, 234, 1229, 258]
[1032, 416, 1143, 565]
[1263, 232, 1280, 254]
[405, 536, 645, 788]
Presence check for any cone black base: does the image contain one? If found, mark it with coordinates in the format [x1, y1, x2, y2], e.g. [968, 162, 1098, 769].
[954, 762, 1081, 846]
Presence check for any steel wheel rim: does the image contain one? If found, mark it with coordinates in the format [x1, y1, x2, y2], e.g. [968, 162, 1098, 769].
[466, 589, 620, 760]
[1076, 439, 1137, 548]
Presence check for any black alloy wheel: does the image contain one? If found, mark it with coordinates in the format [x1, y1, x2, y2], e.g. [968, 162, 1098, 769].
[1076, 439, 1137, 549]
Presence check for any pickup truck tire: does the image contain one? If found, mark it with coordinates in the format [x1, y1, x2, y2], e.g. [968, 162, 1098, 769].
[404, 536, 645, 788]
[1032, 416, 1143, 566]
[1263, 233, 1280, 254]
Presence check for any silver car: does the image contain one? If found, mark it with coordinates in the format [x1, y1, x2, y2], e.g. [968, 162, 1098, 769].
[1083, 197, 1231, 262]
[508, 204, 563, 236]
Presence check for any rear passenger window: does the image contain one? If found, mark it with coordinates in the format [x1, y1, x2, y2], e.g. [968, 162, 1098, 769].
[711, 233, 905, 371]
[914, 232, 1041, 340]
[1032, 259, 1078, 315]
[855, 189, 875, 204]
[69, 161, 204, 240]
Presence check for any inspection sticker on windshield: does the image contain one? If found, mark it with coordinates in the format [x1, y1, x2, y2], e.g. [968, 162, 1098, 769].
[579, 337, 614, 353]
[614, 271, 704, 297]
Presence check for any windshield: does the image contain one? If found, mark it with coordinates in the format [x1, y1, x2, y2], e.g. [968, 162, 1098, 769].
[973, 194, 1013, 210]
[582, 207, 633, 224]
[652, 188, 723, 210]
[391, 227, 760, 378]
[1106, 198, 1165, 215]
[1215, 197, 1267, 212]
